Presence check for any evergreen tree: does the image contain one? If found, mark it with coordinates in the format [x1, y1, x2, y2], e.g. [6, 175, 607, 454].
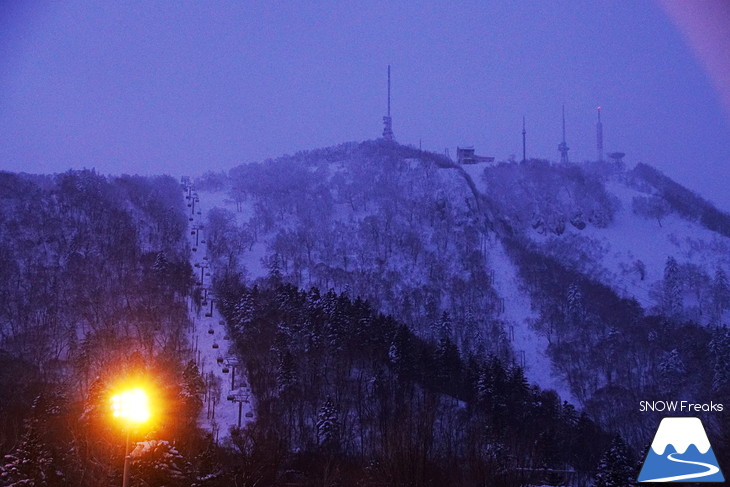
[662, 256, 682, 316]
[593, 435, 636, 487]
[476, 363, 492, 406]
[712, 268, 730, 318]
[709, 325, 730, 393]
[80, 375, 110, 429]
[153, 251, 169, 276]
[0, 395, 66, 486]
[480, 356, 509, 427]
[322, 291, 349, 352]
[506, 366, 531, 414]
[316, 397, 340, 450]
[266, 253, 283, 285]
[192, 435, 224, 486]
[568, 413, 605, 475]
[435, 335, 460, 392]
[657, 348, 685, 393]
[130, 439, 190, 487]
[179, 360, 205, 423]
[431, 311, 452, 343]
[276, 349, 297, 395]
[231, 291, 254, 337]
[566, 282, 585, 323]
[389, 324, 415, 379]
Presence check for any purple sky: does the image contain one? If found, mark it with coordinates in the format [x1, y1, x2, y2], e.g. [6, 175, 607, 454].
[2, 1, 730, 208]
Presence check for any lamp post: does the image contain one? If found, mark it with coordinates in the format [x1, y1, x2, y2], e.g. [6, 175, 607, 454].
[111, 388, 151, 487]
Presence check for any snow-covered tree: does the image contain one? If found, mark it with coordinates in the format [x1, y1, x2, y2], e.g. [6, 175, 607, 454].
[179, 360, 205, 423]
[712, 268, 730, 318]
[431, 311, 452, 343]
[316, 397, 340, 450]
[80, 375, 110, 429]
[388, 325, 415, 379]
[387, 342, 400, 366]
[593, 435, 636, 487]
[476, 366, 492, 405]
[0, 396, 66, 486]
[435, 334, 460, 391]
[130, 439, 190, 487]
[153, 251, 169, 275]
[662, 256, 682, 316]
[566, 282, 585, 323]
[276, 350, 297, 395]
[632, 195, 670, 227]
[709, 326, 730, 393]
[191, 435, 225, 486]
[657, 348, 685, 393]
[658, 349, 685, 375]
[230, 291, 254, 337]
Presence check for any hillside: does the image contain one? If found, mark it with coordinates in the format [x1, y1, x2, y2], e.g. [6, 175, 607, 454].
[0, 170, 208, 485]
[1, 144, 729, 484]
[196, 139, 730, 441]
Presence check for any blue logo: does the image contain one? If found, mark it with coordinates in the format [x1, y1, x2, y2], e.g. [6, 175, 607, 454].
[638, 417, 724, 482]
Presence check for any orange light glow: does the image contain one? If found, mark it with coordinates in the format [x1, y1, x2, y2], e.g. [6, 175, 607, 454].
[111, 388, 151, 424]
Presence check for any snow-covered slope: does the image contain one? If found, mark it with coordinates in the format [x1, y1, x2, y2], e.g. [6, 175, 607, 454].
[192, 143, 730, 416]
[487, 237, 573, 401]
[184, 188, 254, 440]
[572, 178, 730, 312]
[463, 160, 730, 320]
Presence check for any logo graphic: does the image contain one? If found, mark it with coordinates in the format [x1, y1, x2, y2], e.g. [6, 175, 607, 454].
[638, 417, 724, 482]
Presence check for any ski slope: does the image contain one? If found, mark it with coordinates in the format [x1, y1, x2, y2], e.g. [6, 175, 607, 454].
[488, 237, 574, 402]
[184, 186, 254, 442]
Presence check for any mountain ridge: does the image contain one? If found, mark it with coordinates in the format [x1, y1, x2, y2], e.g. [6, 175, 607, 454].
[196, 139, 730, 445]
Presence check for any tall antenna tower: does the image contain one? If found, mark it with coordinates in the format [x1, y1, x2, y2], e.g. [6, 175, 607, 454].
[382, 65, 394, 141]
[596, 106, 604, 162]
[521, 115, 527, 163]
[558, 104, 570, 163]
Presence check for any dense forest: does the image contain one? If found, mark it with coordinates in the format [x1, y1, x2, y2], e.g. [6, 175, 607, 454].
[214, 277, 615, 486]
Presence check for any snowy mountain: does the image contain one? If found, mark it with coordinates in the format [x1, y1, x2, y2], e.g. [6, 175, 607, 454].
[195, 139, 730, 437]
[2, 143, 729, 485]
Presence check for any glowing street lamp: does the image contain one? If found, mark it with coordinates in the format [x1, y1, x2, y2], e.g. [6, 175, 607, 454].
[111, 388, 151, 487]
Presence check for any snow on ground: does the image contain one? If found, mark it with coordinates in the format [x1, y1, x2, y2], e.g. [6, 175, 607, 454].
[426, 163, 570, 398]
[458, 160, 488, 187]
[459, 162, 730, 313]
[197, 189, 270, 280]
[566, 178, 730, 310]
[185, 187, 254, 442]
[444, 163, 573, 398]
[488, 236, 575, 402]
